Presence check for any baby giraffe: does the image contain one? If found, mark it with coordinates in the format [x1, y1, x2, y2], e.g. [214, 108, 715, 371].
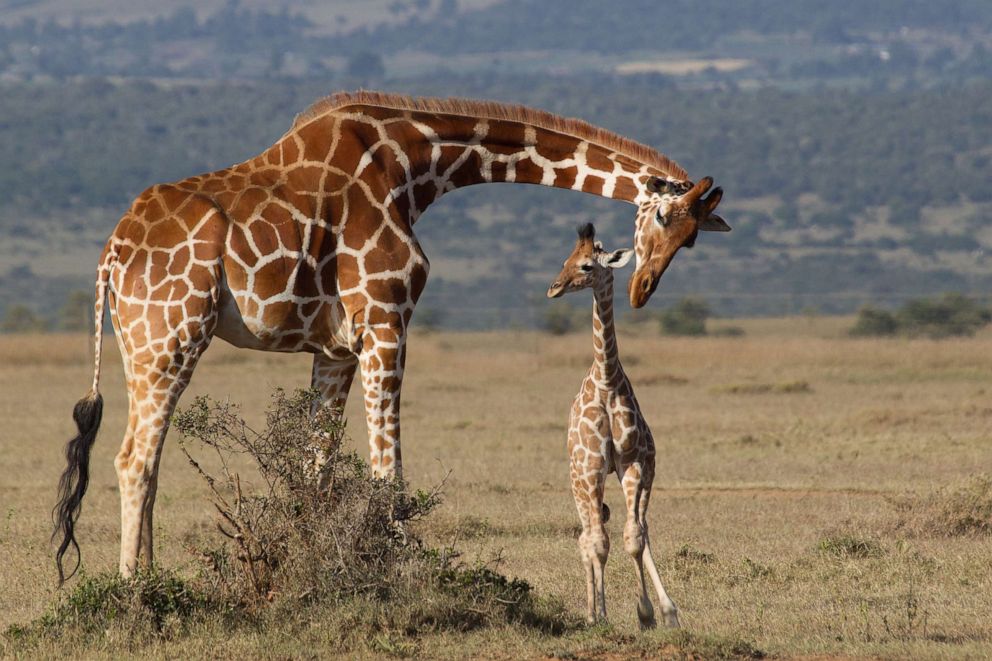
[547, 223, 680, 629]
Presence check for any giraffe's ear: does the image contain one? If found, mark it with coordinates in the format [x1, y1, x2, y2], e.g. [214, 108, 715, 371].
[699, 213, 731, 232]
[598, 248, 633, 269]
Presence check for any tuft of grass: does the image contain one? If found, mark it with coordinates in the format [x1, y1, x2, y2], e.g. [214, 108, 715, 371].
[673, 543, 716, 577]
[726, 557, 774, 586]
[550, 627, 764, 660]
[712, 380, 812, 395]
[816, 533, 884, 559]
[632, 372, 690, 386]
[889, 474, 992, 537]
[435, 514, 504, 540]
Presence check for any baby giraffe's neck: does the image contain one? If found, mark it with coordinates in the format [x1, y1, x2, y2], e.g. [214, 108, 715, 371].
[591, 273, 621, 385]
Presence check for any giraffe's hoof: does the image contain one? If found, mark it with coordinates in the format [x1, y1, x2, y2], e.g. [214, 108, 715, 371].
[661, 607, 681, 629]
[637, 598, 656, 630]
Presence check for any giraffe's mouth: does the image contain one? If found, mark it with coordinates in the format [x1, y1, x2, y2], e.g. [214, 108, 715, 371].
[547, 282, 566, 298]
[628, 256, 674, 308]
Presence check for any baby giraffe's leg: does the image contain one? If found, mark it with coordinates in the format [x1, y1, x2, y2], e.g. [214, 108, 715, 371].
[618, 460, 655, 629]
[571, 430, 609, 624]
[623, 459, 680, 628]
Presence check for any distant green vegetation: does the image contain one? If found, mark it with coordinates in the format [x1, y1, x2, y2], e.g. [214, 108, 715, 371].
[3, 1, 991, 82]
[1, 75, 991, 322]
[3, 75, 990, 222]
[344, 0, 992, 57]
[850, 294, 992, 338]
[660, 297, 711, 336]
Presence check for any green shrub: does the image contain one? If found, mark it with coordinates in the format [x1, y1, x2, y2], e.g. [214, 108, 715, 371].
[660, 297, 710, 336]
[6, 568, 215, 646]
[896, 293, 991, 338]
[542, 305, 576, 335]
[850, 294, 991, 338]
[850, 305, 898, 336]
[1, 304, 48, 333]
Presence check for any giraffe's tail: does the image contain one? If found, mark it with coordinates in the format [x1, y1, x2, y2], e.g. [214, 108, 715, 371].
[52, 242, 116, 585]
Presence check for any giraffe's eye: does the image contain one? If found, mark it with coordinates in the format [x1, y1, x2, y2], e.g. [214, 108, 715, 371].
[579, 264, 593, 272]
[655, 209, 669, 228]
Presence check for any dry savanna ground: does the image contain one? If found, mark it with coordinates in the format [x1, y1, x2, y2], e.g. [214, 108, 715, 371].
[1, 317, 991, 659]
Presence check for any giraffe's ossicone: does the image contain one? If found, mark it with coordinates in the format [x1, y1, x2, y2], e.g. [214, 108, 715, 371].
[52, 91, 728, 583]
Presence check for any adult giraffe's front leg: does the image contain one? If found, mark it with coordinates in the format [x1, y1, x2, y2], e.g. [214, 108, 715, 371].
[358, 323, 408, 480]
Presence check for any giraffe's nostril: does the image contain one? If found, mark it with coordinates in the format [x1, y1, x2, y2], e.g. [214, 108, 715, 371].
[642, 278, 651, 292]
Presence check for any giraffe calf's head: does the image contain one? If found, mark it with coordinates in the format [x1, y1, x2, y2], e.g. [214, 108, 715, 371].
[547, 223, 633, 298]
[628, 175, 730, 308]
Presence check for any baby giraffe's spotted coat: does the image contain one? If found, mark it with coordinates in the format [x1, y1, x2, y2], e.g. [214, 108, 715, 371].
[547, 223, 679, 628]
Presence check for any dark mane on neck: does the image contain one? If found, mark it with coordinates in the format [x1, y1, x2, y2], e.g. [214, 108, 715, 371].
[294, 90, 688, 181]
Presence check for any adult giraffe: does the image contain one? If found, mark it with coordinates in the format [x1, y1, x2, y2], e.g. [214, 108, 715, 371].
[53, 91, 728, 582]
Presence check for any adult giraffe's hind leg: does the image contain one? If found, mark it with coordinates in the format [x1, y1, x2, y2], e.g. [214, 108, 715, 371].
[114, 318, 214, 576]
[108, 202, 223, 575]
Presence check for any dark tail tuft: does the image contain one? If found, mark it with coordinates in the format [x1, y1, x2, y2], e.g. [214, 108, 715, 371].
[52, 392, 103, 585]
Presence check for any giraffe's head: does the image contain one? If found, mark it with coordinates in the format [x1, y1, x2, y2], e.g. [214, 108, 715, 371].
[547, 223, 634, 298]
[628, 175, 729, 308]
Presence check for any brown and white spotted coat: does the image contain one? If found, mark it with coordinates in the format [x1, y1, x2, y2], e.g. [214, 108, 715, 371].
[53, 91, 728, 582]
[547, 223, 681, 628]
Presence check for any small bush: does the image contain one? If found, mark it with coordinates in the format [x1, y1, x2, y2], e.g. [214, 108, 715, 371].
[177, 389, 574, 634]
[542, 305, 575, 335]
[850, 305, 898, 337]
[660, 297, 710, 336]
[7, 568, 215, 645]
[897, 293, 991, 338]
[889, 474, 992, 537]
[1, 304, 48, 333]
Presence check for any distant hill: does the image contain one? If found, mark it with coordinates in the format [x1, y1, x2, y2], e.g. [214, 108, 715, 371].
[1, 1, 991, 82]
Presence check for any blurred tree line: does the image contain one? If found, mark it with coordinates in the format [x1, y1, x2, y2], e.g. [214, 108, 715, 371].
[2, 75, 990, 226]
[851, 294, 992, 338]
[2, 1, 992, 82]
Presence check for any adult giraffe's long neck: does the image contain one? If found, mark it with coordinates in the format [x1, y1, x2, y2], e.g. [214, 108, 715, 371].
[396, 115, 651, 219]
[314, 101, 676, 220]
[592, 273, 621, 385]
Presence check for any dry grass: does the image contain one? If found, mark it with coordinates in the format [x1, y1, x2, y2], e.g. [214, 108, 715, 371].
[1, 318, 991, 658]
[888, 475, 992, 538]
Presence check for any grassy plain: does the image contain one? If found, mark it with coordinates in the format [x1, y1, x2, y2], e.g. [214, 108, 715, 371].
[1, 318, 991, 659]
